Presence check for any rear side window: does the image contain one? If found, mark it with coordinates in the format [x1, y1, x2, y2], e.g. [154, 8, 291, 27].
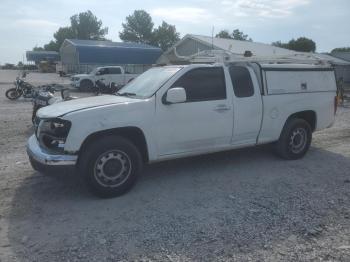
[172, 67, 226, 102]
[229, 66, 254, 97]
[108, 67, 122, 74]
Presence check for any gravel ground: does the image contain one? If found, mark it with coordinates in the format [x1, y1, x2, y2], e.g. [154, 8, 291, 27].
[0, 72, 350, 261]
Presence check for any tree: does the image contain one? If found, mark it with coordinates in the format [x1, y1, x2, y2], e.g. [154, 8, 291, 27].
[216, 29, 252, 41]
[44, 41, 59, 51]
[119, 10, 154, 44]
[51, 27, 76, 50]
[32, 46, 44, 51]
[331, 47, 350, 53]
[216, 30, 233, 39]
[272, 41, 289, 49]
[288, 37, 316, 52]
[232, 29, 252, 41]
[272, 37, 316, 52]
[70, 10, 108, 40]
[33, 10, 108, 52]
[153, 21, 180, 51]
[119, 10, 180, 50]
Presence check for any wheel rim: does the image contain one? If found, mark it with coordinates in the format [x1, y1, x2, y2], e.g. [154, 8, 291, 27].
[94, 150, 132, 188]
[289, 127, 307, 154]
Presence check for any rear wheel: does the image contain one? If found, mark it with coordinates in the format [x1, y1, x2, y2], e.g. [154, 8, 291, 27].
[79, 80, 93, 92]
[275, 118, 312, 160]
[79, 136, 142, 198]
[5, 88, 22, 100]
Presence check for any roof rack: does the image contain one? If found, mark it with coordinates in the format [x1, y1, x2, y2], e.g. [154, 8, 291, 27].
[186, 49, 335, 66]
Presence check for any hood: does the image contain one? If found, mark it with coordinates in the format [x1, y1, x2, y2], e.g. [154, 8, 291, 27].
[37, 95, 139, 118]
[73, 74, 90, 78]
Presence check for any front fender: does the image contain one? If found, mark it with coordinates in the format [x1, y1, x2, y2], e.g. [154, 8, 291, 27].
[61, 98, 158, 160]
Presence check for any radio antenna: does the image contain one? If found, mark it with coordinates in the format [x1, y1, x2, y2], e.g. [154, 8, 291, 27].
[211, 26, 214, 49]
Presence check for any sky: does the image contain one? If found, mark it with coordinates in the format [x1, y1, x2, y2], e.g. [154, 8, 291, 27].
[0, 0, 349, 64]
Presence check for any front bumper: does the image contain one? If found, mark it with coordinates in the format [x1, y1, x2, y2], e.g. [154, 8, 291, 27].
[70, 81, 80, 88]
[26, 135, 77, 166]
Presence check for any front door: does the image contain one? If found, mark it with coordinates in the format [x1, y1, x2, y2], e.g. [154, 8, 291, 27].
[97, 68, 110, 85]
[155, 67, 234, 156]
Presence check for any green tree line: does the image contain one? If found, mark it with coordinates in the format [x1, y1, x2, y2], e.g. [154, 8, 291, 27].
[34, 10, 180, 52]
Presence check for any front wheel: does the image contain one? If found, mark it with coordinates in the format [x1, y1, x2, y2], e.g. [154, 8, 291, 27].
[275, 118, 312, 160]
[79, 136, 143, 198]
[5, 88, 22, 100]
[79, 80, 93, 92]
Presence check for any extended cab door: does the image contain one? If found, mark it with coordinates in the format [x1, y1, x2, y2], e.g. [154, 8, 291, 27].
[96, 67, 110, 84]
[155, 66, 234, 156]
[228, 65, 263, 145]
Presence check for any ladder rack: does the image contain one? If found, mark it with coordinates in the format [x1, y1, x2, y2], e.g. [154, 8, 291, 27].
[186, 50, 333, 66]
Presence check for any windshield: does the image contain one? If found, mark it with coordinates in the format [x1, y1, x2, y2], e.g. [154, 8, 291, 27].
[89, 67, 99, 75]
[117, 66, 182, 98]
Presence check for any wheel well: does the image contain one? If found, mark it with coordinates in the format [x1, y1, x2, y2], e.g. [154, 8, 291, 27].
[287, 110, 317, 131]
[78, 127, 149, 163]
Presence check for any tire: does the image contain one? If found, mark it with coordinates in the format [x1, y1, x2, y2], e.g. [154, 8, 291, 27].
[29, 156, 42, 172]
[275, 118, 312, 160]
[5, 88, 22, 100]
[79, 136, 143, 198]
[79, 80, 93, 92]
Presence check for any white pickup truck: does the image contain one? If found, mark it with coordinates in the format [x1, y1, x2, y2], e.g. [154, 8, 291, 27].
[27, 62, 337, 197]
[70, 66, 138, 91]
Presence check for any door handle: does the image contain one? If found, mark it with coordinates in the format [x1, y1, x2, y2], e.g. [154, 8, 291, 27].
[214, 104, 231, 112]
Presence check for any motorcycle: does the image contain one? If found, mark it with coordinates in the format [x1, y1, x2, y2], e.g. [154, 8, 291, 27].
[93, 79, 123, 95]
[5, 76, 36, 100]
[31, 86, 76, 123]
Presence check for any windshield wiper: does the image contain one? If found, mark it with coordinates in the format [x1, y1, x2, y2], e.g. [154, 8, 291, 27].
[116, 92, 137, 97]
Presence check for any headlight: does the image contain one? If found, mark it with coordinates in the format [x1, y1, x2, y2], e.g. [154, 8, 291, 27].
[38, 118, 71, 152]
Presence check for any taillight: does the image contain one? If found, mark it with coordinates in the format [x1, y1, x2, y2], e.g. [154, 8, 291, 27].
[334, 96, 338, 115]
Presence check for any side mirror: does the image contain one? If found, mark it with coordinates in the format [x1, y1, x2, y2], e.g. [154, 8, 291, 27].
[95, 71, 101, 75]
[165, 87, 186, 104]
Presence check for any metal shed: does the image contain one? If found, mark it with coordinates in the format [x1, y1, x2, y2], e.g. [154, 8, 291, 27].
[59, 39, 162, 74]
[313, 53, 350, 85]
[331, 52, 350, 62]
[26, 51, 60, 64]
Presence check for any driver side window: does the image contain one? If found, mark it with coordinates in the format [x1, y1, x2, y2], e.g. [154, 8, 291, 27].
[171, 67, 226, 102]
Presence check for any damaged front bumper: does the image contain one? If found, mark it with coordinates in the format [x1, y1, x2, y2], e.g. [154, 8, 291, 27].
[26, 135, 77, 166]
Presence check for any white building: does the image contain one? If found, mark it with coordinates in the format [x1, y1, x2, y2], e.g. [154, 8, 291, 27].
[157, 34, 298, 64]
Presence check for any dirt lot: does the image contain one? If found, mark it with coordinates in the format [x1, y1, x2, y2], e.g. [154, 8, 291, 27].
[0, 71, 350, 261]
